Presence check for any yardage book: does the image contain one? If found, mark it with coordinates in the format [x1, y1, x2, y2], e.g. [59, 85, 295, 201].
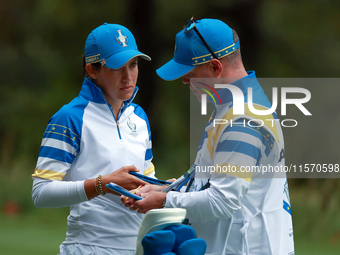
[108, 164, 196, 200]
[162, 164, 196, 192]
[105, 183, 143, 200]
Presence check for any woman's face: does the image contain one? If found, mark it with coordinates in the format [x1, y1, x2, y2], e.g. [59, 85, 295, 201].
[94, 57, 139, 104]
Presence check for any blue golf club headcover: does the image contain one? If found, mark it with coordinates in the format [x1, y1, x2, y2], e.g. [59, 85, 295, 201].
[177, 238, 207, 255]
[164, 225, 196, 253]
[142, 230, 176, 255]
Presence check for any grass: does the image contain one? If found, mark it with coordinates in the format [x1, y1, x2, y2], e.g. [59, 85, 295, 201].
[1, 177, 340, 254]
[295, 241, 340, 255]
[1, 200, 340, 255]
[0, 208, 68, 255]
[290, 181, 340, 255]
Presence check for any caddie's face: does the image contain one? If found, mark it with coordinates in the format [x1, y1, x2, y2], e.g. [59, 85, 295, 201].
[95, 57, 138, 104]
[182, 63, 214, 102]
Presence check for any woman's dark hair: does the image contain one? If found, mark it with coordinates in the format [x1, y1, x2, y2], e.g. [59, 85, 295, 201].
[82, 54, 102, 77]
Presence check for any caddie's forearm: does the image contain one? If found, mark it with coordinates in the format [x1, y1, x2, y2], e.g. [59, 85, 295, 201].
[165, 183, 246, 221]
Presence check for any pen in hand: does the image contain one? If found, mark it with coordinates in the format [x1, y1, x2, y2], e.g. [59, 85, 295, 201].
[122, 185, 144, 204]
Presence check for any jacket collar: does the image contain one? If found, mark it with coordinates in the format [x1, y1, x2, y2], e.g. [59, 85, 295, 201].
[79, 77, 139, 108]
[208, 71, 271, 111]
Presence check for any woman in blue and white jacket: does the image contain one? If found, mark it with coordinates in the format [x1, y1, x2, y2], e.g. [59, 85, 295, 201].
[32, 23, 155, 255]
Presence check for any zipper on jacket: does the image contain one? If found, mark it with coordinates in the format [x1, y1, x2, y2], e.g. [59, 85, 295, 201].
[107, 104, 122, 140]
[90, 79, 137, 141]
[114, 116, 122, 140]
[116, 120, 122, 139]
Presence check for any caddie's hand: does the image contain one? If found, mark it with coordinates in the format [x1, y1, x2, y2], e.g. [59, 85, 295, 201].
[101, 165, 147, 195]
[133, 191, 167, 214]
[166, 178, 176, 183]
[121, 184, 164, 208]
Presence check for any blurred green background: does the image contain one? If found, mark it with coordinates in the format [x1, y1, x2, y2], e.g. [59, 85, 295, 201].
[1, 0, 340, 254]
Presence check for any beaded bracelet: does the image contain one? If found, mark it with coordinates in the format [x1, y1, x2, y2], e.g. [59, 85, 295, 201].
[94, 178, 99, 194]
[97, 175, 106, 196]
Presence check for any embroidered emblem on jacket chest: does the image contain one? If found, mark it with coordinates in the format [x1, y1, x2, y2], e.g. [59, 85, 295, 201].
[127, 117, 138, 138]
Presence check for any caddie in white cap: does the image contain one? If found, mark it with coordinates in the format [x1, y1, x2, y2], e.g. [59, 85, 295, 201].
[32, 22, 157, 255]
[125, 17, 295, 255]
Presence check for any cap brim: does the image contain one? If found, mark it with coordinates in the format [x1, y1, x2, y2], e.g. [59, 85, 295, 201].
[156, 59, 195, 81]
[105, 49, 151, 69]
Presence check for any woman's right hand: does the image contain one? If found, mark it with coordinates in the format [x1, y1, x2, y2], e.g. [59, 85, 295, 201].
[84, 165, 147, 199]
[120, 183, 168, 208]
[101, 165, 147, 195]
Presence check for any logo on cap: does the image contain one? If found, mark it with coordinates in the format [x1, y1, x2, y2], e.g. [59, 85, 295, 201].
[115, 30, 128, 47]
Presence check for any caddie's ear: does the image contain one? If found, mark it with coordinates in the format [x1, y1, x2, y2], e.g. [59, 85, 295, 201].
[86, 63, 98, 80]
[209, 58, 223, 77]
